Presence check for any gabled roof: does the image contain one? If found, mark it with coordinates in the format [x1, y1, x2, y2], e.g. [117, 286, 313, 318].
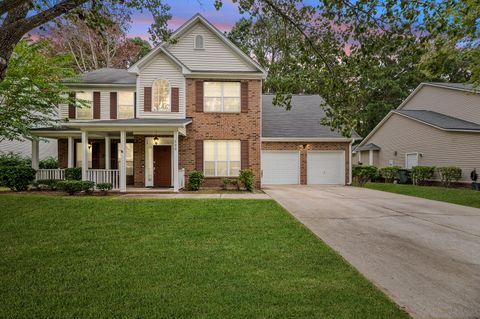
[261, 94, 360, 140]
[63, 68, 136, 86]
[128, 14, 266, 76]
[393, 110, 480, 131]
[353, 143, 381, 152]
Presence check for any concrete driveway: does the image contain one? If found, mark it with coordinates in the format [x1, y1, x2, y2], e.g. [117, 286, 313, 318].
[264, 185, 480, 319]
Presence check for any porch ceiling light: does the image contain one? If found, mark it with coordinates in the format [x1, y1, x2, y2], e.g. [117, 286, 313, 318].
[88, 143, 92, 150]
[153, 137, 160, 145]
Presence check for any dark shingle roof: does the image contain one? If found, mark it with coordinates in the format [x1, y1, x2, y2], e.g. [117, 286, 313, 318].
[64, 68, 136, 85]
[354, 143, 381, 152]
[394, 110, 480, 131]
[262, 94, 359, 139]
[426, 82, 479, 92]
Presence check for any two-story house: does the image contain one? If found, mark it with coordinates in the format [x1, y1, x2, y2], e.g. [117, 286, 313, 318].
[31, 14, 355, 192]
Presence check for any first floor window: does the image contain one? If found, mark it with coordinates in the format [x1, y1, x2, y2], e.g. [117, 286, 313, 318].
[75, 142, 92, 168]
[204, 82, 240, 112]
[76, 91, 93, 119]
[118, 143, 134, 175]
[204, 140, 241, 177]
[118, 92, 135, 119]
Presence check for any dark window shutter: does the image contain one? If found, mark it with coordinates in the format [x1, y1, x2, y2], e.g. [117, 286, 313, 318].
[93, 91, 101, 119]
[171, 87, 179, 112]
[144, 87, 152, 112]
[110, 92, 117, 119]
[241, 140, 249, 169]
[195, 80, 203, 112]
[195, 140, 204, 171]
[241, 82, 248, 113]
[68, 92, 76, 119]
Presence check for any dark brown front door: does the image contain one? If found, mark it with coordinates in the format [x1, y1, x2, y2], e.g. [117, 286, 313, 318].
[153, 145, 171, 187]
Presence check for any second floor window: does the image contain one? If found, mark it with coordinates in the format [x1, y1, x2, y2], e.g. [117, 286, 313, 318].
[118, 92, 135, 119]
[152, 79, 170, 112]
[204, 82, 240, 113]
[76, 92, 93, 120]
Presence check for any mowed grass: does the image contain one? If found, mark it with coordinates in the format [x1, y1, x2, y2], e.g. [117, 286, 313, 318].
[0, 195, 409, 318]
[366, 182, 480, 208]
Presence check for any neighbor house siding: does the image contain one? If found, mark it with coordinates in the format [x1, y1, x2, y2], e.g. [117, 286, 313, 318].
[369, 113, 480, 182]
[0, 139, 57, 159]
[137, 53, 185, 119]
[402, 85, 480, 124]
[167, 22, 256, 72]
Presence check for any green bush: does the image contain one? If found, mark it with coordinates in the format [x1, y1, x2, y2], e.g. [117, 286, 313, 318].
[411, 166, 435, 185]
[0, 152, 30, 167]
[239, 169, 255, 192]
[437, 166, 462, 187]
[57, 180, 84, 195]
[81, 181, 95, 195]
[97, 182, 113, 195]
[379, 166, 401, 183]
[0, 165, 36, 191]
[39, 157, 58, 169]
[35, 179, 62, 191]
[65, 167, 82, 180]
[352, 165, 378, 187]
[187, 170, 204, 191]
[222, 178, 240, 190]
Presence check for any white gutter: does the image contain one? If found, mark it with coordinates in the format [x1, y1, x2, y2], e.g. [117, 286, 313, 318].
[261, 137, 353, 142]
[348, 140, 353, 185]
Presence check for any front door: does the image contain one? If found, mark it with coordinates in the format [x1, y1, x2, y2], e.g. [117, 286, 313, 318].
[153, 145, 172, 187]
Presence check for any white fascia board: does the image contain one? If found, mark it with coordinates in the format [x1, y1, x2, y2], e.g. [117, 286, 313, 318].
[261, 137, 353, 142]
[64, 83, 136, 89]
[186, 72, 265, 79]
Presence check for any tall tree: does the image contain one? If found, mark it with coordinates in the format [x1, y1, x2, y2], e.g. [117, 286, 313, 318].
[0, 0, 171, 80]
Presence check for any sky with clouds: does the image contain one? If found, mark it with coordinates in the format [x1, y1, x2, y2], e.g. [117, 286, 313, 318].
[129, 0, 245, 40]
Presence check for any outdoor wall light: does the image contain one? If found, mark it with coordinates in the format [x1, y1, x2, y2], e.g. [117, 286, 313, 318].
[394, 151, 397, 156]
[153, 137, 160, 145]
[87, 143, 92, 150]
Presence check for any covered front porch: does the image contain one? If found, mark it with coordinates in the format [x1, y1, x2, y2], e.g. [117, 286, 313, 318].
[31, 119, 191, 192]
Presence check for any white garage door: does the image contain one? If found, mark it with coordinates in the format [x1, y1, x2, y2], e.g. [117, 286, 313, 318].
[261, 151, 300, 184]
[307, 151, 345, 185]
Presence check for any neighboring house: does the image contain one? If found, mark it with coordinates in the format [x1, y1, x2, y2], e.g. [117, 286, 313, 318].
[31, 14, 356, 192]
[353, 82, 480, 183]
[0, 139, 57, 159]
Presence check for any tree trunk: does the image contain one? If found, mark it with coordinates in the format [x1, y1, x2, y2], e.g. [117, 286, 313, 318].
[0, 33, 23, 81]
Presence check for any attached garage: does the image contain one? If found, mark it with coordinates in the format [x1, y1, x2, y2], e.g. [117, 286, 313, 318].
[261, 151, 300, 185]
[307, 151, 345, 185]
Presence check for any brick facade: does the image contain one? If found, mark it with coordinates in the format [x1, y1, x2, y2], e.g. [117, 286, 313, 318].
[179, 79, 262, 188]
[133, 135, 146, 187]
[262, 141, 351, 185]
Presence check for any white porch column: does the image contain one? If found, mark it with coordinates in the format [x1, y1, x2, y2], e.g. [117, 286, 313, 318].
[105, 136, 111, 169]
[81, 131, 88, 180]
[67, 136, 74, 168]
[173, 130, 179, 192]
[119, 131, 127, 192]
[369, 149, 374, 166]
[31, 139, 39, 170]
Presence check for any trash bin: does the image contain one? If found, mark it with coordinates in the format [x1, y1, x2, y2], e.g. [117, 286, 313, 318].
[398, 169, 412, 184]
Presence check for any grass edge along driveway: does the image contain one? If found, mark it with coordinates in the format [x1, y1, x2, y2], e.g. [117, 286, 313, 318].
[0, 195, 410, 318]
[365, 182, 480, 209]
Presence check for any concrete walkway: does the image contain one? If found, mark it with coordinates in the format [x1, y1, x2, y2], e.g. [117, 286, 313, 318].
[264, 185, 480, 319]
[120, 193, 271, 199]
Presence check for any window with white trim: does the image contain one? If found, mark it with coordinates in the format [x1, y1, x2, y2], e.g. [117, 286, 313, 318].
[117, 92, 135, 119]
[204, 140, 241, 177]
[76, 91, 93, 119]
[204, 82, 240, 113]
[152, 79, 170, 112]
[194, 34, 204, 49]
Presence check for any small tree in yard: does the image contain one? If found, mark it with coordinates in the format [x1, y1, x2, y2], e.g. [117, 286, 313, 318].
[379, 166, 400, 183]
[239, 169, 255, 192]
[437, 167, 462, 187]
[352, 165, 378, 187]
[187, 170, 204, 191]
[411, 166, 435, 185]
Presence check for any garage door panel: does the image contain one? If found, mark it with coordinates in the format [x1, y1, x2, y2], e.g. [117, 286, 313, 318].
[307, 152, 345, 185]
[261, 151, 299, 184]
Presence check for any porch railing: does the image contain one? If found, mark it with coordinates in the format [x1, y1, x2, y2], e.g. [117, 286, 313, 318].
[178, 168, 185, 189]
[36, 169, 65, 181]
[87, 169, 120, 190]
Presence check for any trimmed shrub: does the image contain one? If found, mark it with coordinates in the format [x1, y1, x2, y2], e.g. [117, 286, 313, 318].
[352, 165, 378, 187]
[57, 180, 84, 195]
[239, 169, 255, 192]
[35, 179, 62, 191]
[411, 166, 435, 185]
[379, 166, 401, 183]
[39, 157, 58, 169]
[0, 152, 30, 167]
[97, 182, 113, 195]
[65, 167, 82, 180]
[81, 181, 95, 195]
[437, 166, 462, 187]
[187, 170, 204, 191]
[0, 165, 36, 191]
[222, 178, 239, 190]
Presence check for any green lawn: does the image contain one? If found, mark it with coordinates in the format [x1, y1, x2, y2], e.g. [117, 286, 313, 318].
[366, 182, 480, 208]
[0, 195, 409, 318]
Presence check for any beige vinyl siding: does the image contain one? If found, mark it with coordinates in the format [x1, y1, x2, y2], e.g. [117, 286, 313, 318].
[369, 113, 480, 182]
[402, 85, 480, 124]
[137, 53, 185, 119]
[0, 139, 57, 159]
[168, 22, 256, 72]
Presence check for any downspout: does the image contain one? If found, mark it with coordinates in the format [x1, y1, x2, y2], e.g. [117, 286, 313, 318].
[348, 139, 353, 185]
